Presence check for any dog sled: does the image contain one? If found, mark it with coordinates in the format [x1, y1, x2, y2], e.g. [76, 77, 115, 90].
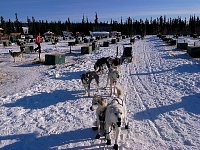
[121, 45, 133, 63]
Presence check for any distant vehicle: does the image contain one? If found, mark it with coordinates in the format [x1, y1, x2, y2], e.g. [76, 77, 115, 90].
[89, 31, 109, 38]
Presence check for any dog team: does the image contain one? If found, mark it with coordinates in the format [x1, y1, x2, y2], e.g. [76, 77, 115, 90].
[81, 56, 129, 150]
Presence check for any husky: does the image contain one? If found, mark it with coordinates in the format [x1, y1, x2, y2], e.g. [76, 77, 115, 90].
[108, 57, 121, 68]
[94, 57, 121, 74]
[9, 50, 23, 62]
[80, 71, 99, 97]
[106, 67, 120, 96]
[90, 95, 108, 139]
[94, 57, 110, 73]
[104, 97, 129, 150]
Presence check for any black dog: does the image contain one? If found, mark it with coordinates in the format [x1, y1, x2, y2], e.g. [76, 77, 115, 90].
[80, 71, 99, 97]
[94, 57, 111, 73]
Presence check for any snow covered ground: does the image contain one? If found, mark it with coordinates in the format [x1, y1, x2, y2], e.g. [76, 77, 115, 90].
[0, 35, 200, 150]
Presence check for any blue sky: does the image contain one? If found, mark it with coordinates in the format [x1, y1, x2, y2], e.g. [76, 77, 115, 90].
[0, 0, 200, 22]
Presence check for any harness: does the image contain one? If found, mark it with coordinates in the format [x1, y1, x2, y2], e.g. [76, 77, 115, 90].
[113, 98, 124, 106]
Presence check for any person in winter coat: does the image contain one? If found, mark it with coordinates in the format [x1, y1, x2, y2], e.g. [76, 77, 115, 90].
[34, 33, 41, 53]
[34, 33, 42, 60]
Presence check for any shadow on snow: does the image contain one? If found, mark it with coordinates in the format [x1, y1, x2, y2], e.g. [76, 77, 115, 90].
[3, 89, 81, 109]
[0, 128, 105, 150]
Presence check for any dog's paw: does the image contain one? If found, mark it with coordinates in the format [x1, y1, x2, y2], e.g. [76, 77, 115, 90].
[125, 124, 129, 129]
[92, 126, 98, 131]
[95, 133, 101, 139]
[106, 139, 111, 145]
[113, 144, 118, 150]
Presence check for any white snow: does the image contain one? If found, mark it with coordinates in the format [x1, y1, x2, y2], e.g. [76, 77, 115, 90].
[0, 35, 200, 150]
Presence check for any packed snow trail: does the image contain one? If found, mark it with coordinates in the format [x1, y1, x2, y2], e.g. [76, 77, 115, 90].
[122, 36, 200, 150]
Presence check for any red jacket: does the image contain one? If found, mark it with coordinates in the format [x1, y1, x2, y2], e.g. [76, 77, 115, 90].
[36, 35, 41, 44]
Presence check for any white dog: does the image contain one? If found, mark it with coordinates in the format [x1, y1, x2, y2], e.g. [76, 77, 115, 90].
[90, 95, 108, 139]
[104, 96, 128, 150]
[106, 67, 120, 96]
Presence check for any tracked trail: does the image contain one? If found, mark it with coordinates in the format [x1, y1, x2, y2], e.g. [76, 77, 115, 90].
[119, 39, 168, 149]
[119, 36, 199, 149]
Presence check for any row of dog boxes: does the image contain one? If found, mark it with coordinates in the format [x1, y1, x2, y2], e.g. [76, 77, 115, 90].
[45, 44, 101, 64]
[81, 42, 100, 54]
[68, 39, 98, 46]
[177, 43, 200, 58]
[162, 37, 177, 45]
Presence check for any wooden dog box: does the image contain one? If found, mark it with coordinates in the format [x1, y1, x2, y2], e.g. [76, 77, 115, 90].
[111, 38, 117, 44]
[169, 39, 177, 45]
[187, 46, 200, 58]
[45, 53, 65, 65]
[103, 41, 109, 47]
[83, 38, 89, 43]
[177, 43, 188, 50]
[122, 35, 126, 39]
[24, 45, 34, 53]
[68, 41, 75, 46]
[81, 46, 92, 54]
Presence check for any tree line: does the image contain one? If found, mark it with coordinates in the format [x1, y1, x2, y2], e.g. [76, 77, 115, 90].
[0, 13, 200, 36]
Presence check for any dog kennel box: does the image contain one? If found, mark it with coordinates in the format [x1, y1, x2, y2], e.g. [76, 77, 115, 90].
[111, 38, 117, 44]
[187, 46, 200, 58]
[169, 39, 177, 45]
[24, 45, 34, 53]
[177, 43, 188, 50]
[45, 53, 65, 65]
[121, 45, 133, 63]
[81, 46, 92, 54]
[103, 41, 109, 47]
[68, 41, 75, 46]
[83, 38, 89, 43]
[122, 35, 126, 39]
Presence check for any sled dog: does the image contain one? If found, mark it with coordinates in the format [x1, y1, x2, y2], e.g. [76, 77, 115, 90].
[106, 67, 120, 96]
[80, 71, 99, 97]
[90, 95, 108, 139]
[94, 57, 110, 73]
[9, 50, 23, 62]
[94, 57, 121, 73]
[104, 97, 129, 150]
